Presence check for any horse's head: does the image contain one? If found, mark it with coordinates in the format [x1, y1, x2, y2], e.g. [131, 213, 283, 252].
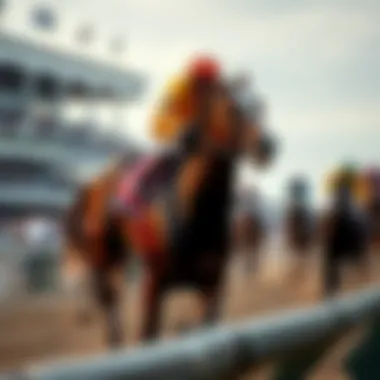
[231, 79, 277, 168]
[195, 75, 277, 168]
[151, 56, 276, 167]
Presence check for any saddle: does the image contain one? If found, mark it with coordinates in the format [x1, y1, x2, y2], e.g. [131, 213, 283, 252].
[114, 152, 180, 257]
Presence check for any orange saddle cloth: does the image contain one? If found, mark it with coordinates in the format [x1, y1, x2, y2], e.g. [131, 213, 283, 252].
[127, 207, 166, 261]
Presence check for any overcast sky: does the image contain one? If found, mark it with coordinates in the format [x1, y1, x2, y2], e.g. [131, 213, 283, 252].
[2, 0, 380, 204]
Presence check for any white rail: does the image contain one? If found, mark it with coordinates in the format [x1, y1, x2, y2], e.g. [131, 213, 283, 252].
[8, 285, 380, 380]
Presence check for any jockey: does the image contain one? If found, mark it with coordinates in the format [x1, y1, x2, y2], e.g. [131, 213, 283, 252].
[326, 162, 361, 208]
[117, 55, 222, 215]
[152, 54, 221, 144]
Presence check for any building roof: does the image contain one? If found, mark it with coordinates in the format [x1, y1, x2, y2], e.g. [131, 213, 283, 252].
[0, 32, 146, 100]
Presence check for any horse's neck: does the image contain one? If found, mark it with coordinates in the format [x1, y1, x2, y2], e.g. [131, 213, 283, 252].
[192, 153, 235, 218]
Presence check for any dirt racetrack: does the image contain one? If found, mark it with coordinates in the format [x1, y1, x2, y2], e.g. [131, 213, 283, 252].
[0, 246, 379, 379]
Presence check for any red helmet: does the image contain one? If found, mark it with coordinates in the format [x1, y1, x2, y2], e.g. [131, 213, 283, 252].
[187, 54, 221, 82]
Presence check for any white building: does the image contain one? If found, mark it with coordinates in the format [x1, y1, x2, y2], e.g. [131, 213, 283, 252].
[0, 3, 147, 294]
[0, 30, 146, 222]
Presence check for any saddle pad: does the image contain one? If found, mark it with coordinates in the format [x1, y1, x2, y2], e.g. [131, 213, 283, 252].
[128, 208, 166, 261]
[116, 155, 158, 216]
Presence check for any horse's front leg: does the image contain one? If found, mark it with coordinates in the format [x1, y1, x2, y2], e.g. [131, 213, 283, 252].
[76, 268, 95, 326]
[200, 255, 225, 327]
[322, 253, 341, 299]
[245, 237, 260, 277]
[201, 282, 225, 328]
[93, 266, 125, 348]
[108, 267, 126, 348]
[139, 262, 165, 342]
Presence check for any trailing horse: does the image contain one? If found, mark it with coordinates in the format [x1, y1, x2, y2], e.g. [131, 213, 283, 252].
[320, 165, 369, 298]
[361, 167, 380, 251]
[63, 58, 276, 347]
[233, 188, 267, 275]
[284, 176, 315, 255]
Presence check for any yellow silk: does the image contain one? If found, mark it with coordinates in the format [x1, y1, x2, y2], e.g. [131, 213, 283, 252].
[325, 168, 364, 201]
[150, 74, 193, 144]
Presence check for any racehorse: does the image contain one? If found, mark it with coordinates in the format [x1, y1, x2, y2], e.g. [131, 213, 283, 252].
[361, 167, 380, 251]
[320, 165, 369, 298]
[283, 177, 315, 286]
[64, 61, 276, 347]
[63, 155, 135, 326]
[233, 188, 266, 275]
[284, 177, 315, 255]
